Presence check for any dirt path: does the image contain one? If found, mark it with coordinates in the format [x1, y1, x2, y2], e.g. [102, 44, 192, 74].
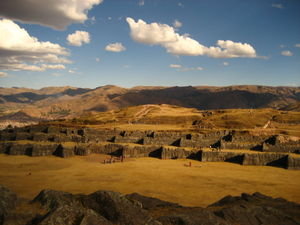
[131, 105, 156, 122]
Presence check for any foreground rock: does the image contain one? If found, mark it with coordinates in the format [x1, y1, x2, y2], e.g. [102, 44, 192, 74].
[0, 185, 299, 225]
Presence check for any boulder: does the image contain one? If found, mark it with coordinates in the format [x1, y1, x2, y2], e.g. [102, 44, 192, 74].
[1, 186, 300, 225]
[209, 192, 300, 225]
[0, 185, 18, 216]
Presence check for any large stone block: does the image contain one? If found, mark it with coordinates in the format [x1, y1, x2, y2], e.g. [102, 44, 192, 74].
[201, 151, 244, 163]
[15, 132, 33, 141]
[46, 126, 61, 134]
[287, 155, 300, 170]
[31, 144, 58, 156]
[0, 132, 16, 141]
[123, 145, 161, 158]
[8, 143, 33, 155]
[221, 140, 261, 150]
[161, 147, 199, 160]
[32, 133, 49, 142]
[29, 125, 48, 133]
[114, 136, 143, 144]
[0, 142, 11, 154]
[74, 144, 90, 156]
[242, 153, 287, 167]
[53, 144, 75, 158]
[262, 143, 300, 153]
[143, 137, 181, 146]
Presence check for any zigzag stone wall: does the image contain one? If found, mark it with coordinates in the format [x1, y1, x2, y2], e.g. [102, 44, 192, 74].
[0, 125, 300, 169]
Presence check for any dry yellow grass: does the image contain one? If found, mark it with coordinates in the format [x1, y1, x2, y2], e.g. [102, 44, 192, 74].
[0, 154, 299, 207]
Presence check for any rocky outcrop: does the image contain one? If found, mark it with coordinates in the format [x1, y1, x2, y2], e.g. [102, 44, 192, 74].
[208, 192, 300, 225]
[1, 185, 299, 225]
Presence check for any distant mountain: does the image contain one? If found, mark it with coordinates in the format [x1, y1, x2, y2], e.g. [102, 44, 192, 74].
[0, 85, 299, 121]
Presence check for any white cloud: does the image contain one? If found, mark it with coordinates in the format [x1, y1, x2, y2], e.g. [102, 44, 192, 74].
[0, 72, 8, 77]
[180, 66, 203, 72]
[223, 62, 229, 66]
[279, 44, 285, 48]
[272, 3, 284, 9]
[169, 64, 203, 72]
[126, 17, 257, 58]
[138, 0, 145, 6]
[68, 69, 75, 73]
[0, 0, 103, 30]
[169, 64, 182, 68]
[173, 20, 182, 28]
[42, 64, 65, 70]
[96, 57, 100, 62]
[105, 42, 126, 52]
[0, 19, 70, 71]
[295, 44, 300, 48]
[281, 50, 293, 56]
[126, 17, 178, 45]
[67, 30, 90, 46]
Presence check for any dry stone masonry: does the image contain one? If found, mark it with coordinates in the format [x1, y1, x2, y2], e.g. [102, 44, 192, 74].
[0, 125, 299, 169]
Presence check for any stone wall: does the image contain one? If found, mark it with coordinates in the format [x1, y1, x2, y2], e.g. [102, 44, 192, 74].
[201, 151, 244, 163]
[287, 156, 300, 170]
[123, 145, 161, 158]
[161, 147, 200, 160]
[242, 153, 287, 167]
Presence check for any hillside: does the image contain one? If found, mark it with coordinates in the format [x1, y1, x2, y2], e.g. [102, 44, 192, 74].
[0, 85, 299, 124]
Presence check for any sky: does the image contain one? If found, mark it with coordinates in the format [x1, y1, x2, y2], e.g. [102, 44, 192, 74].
[0, 0, 299, 89]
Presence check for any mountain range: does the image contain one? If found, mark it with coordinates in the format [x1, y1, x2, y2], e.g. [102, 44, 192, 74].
[0, 85, 299, 123]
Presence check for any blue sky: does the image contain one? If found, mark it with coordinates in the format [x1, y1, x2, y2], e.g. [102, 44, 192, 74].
[0, 0, 299, 88]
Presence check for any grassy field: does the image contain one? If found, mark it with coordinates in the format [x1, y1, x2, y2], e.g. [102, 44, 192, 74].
[0, 154, 299, 207]
[51, 105, 300, 137]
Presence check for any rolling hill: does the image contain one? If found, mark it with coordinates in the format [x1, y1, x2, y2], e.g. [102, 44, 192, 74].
[0, 85, 299, 125]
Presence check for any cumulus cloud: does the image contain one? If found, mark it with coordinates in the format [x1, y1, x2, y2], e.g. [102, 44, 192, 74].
[223, 62, 229, 66]
[0, 19, 70, 71]
[126, 18, 257, 58]
[272, 3, 284, 9]
[0, 72, 8, 77]
[0, 0, 103, 30]
[67, 31, 90, 46]
[173, 20, 182, 28]
[281, 50, 293, 56]
[105, 43, 126, 52]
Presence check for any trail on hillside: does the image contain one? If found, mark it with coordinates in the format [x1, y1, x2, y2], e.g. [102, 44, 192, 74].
[131, 105, 156, 123]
